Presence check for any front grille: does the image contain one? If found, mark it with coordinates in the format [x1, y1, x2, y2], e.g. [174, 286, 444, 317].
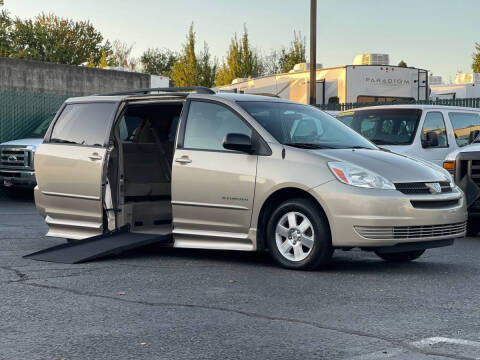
[410, 199, 460, 209]
[395, 181, 452, 194]
[0, 148, 32, 169]
[355, 222, 466, 240]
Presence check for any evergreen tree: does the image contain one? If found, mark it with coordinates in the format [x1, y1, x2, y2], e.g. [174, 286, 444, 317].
[216, 26, 262, 86]
[473, 43, 480, 73]
[171, 24, 216, 87]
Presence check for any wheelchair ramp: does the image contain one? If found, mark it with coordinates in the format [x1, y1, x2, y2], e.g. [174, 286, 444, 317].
[24, 228, 172, 264]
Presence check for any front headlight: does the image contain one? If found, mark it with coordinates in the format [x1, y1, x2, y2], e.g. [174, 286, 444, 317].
[328, 161, 395, 190]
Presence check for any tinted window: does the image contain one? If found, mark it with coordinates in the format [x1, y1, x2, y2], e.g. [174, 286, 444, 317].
[422, 112, 448, 148]
[337, 109, 421, 145]
[50, 103, 117, 146]
[449, 112, 480, 147]
[238, 101, 375, 149]
[118, 115, 142, 143]
[184, 101, 252, 151]
[30, 114, 55, 138]
[356, 96, 415, 103]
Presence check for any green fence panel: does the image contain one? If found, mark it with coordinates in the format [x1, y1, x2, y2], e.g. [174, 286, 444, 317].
[0, 90, 70, 143]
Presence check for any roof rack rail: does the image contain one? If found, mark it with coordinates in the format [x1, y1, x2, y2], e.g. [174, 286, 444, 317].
[99, 86, 215, 96]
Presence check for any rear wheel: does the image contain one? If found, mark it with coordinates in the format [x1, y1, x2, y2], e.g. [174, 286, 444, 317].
[266, 198, 333, 270]
[375, 249, 425, 263]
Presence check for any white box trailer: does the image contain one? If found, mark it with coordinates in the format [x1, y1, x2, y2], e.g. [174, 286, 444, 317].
[430, 72, 480, 100]
[218, 65, 429, 104]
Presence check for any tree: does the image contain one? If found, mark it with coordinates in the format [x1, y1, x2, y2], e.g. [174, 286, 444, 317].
[140, 48, 178, 76]
[196, 42, 217, 87]
[171, 24, 217, 87]
[10, 13, 111, 66]
[216, 26, 262, 86]
[473, 43, 480, 73]
[398, 60, 407, 67]
[263, 50, 282, 76]
[277, 31, 306, 73]
[109, 40, 138, 71]
[0, 10, 12, 57]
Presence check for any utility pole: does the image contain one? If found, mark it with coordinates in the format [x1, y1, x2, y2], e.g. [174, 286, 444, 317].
[309, 0, 317, 105]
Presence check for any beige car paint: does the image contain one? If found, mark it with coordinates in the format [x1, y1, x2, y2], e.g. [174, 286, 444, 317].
[171, 148, 258, 250]
[34, 144, 107, 239]
[34, 92, 468, 253]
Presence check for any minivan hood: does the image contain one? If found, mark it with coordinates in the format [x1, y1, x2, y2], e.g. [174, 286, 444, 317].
[311, 148, 449, 183]
[0, 138, 44, 149]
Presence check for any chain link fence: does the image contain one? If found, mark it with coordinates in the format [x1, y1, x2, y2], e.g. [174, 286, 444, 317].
[0, 90, 70, 143]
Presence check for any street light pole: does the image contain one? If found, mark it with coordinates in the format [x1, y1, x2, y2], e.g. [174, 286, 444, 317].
[309, 0, 317, 105]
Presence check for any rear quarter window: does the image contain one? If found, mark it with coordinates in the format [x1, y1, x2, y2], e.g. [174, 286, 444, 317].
[50, 102, 118, 146]
[448, 112, 480, 147]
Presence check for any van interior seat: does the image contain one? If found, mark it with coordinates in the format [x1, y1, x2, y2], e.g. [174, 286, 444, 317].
[123, 142, 171, 199]
[120, 104, 182, 202]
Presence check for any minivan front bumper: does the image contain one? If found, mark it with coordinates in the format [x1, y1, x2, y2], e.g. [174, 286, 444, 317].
[310, 181, 468, 248]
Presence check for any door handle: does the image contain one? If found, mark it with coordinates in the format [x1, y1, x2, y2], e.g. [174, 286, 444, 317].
[175, 156, 192, 164]
[88, 153, 103, 161]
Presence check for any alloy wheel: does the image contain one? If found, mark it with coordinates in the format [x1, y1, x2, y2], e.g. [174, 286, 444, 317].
[275, 211, 315, 262]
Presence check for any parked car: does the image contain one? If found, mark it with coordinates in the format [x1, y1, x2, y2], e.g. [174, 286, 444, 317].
[443, 140, 480, 235]
[336, 105, 480, 166]
[0, 113, 55, 188]
[34, 88, 467, 270]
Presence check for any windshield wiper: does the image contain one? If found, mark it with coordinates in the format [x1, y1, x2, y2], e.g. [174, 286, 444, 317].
[343, 145, 374, 150]
[371, 139, 406, 145]
[50, 138, 81, 145]
[284, 142, 336, 149]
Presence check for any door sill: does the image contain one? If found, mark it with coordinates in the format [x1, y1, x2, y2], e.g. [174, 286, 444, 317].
[131, 224, 172, 236]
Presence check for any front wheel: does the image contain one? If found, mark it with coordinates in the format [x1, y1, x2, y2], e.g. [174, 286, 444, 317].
[375, 249, 425, 263]
[266, 198, 333, 270]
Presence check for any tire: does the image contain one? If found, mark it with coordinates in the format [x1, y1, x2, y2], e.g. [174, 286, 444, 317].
[467, 221, 480, 237]
[375, 249, 425, 263]
[266, 198, 333, 270]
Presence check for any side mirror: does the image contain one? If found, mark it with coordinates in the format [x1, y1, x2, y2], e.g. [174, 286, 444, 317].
[422, 131, 439, 148]
[222, 133, 254, 153]
[469, 129, 480, 144]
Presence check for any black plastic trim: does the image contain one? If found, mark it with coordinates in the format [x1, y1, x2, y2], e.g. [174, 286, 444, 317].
[410, 199, 460, 209]
[99, 86, 215, 96]
[369, 239, 454, 254]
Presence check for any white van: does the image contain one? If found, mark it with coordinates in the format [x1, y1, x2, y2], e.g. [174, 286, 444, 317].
[337, 105, 480, 166]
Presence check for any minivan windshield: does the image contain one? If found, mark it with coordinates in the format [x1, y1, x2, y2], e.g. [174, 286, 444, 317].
[237, 101, 376, 150]
[337, 108, 422, 145]
[29, 114, 55, 138]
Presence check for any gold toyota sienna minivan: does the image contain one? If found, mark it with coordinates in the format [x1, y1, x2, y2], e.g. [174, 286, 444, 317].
[34, 87, 468, 270]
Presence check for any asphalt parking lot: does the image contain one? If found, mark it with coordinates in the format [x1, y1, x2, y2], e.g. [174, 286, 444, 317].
[1, 192, 480, 360]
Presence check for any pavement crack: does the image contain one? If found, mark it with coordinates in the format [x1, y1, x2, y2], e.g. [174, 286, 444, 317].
[0, 265, 27, 281]
[15, 280, 472, 360]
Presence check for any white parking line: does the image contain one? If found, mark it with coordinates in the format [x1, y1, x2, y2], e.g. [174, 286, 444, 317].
[412, 336, 480, 348]
[349, 336, 480, 359]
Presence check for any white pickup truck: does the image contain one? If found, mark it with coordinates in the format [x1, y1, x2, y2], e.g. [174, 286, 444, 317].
[0, 114, 54, 189]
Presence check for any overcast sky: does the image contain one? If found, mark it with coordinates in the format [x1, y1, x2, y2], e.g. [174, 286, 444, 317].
[6, 0, 479, 81]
